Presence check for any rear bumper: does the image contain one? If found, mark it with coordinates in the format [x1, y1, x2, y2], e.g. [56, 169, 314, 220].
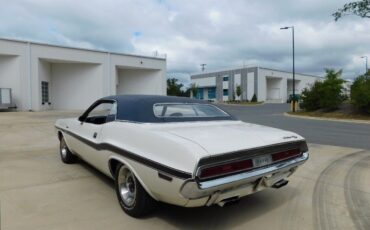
[180, 152, 309, 200]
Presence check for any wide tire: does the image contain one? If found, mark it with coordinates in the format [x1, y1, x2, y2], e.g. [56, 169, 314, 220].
[115, 164, 157, 217]
[59, 136, 78, 164]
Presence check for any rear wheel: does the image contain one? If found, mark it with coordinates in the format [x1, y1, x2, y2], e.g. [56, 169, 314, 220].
[115, 164, 157, 217]
[59, 136, 78, 164]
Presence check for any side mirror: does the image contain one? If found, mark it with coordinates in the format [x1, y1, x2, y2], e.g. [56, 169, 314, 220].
[78, 116, 85, 122]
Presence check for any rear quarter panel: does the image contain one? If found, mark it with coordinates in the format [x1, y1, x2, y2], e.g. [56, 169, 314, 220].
[99, 121, 208, 205]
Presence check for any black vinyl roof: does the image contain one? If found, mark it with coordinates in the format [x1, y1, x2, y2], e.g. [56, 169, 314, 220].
[99, 95, 236, 123]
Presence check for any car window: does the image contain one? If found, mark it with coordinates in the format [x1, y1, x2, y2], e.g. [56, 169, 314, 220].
[85, 102, 116, 124]
[153, 103, 230, 118]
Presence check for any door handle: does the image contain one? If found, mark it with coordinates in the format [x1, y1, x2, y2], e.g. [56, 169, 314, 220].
[93, 132, 97, 138]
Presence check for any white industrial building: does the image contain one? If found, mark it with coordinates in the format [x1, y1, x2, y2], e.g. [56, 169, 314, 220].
[191, 66, 322, 103]
[0, 38, 166, 111]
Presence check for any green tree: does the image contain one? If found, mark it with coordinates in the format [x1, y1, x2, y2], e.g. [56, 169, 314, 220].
[236, 85, 242, 100]
[167, 78, 184, 96]
[333, 0, 370, 21]
[351, 71, 370, 113]
[183, 88, 191, 97]
[318, 69, 345, 110]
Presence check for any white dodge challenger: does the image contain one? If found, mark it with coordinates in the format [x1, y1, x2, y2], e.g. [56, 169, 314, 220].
[55, 95, 309, 217]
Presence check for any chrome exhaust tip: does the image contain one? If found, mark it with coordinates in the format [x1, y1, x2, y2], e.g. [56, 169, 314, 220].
[217, 196, 240, 207]
[272, 179, 289, 189]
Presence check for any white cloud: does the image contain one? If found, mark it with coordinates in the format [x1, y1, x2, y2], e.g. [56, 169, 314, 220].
[0, 0, 369, 84]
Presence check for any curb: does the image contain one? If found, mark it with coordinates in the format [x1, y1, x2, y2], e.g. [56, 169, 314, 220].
[284, 112, 370, 124]
[216, 102, 265, 106]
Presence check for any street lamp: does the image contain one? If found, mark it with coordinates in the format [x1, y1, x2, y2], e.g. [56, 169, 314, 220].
[280, 26, 296, 112]
[361, 56, 368, 73]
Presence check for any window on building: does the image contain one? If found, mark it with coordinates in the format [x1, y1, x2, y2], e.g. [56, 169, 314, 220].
[223, 76, 229, 81]
[208, 87, 216, 99]
[223, 89, 228, 96]
[41, 81, 49, 104]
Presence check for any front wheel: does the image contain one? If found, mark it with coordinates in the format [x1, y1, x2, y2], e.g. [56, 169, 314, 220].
[115, 164, 157, 217]
[59, 136, 78, 164]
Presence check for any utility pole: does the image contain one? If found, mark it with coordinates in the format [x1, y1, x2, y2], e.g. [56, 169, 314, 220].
[200, 64, 206, 72]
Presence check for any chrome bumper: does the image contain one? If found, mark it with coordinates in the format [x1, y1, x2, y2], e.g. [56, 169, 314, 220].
[180, 152, 309, 199]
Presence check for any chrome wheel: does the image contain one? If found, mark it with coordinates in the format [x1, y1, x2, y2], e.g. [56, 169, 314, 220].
[60, 139, 67, 158]
[59, 136, 77, 164]
[117, 166, 137, 207]
[60, 145, 67, 158]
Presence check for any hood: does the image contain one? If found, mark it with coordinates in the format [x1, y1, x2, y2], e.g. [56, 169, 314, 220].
[151, 120, 304, 155]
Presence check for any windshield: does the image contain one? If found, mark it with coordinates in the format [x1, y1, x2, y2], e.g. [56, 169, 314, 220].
[153, 103, 230, 118]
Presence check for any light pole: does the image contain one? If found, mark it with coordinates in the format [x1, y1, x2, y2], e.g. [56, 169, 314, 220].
[280, 26, 296, 112]
[361, 56, 368, 73]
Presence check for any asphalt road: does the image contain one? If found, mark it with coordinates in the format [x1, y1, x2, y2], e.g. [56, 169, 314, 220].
[220, 104, 370, 150]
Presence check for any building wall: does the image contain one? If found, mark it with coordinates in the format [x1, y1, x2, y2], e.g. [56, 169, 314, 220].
[112, 53, 166, 96]
[258, 68, 320, 102]
[0, 40, 28, 110]
[116, 69, 162, 95]
[0, 55, 21, 107]
[51, 63, 103, 110]
[191, 66, 322, 103]
[266, 77, 283, 102]
[247, 72, 254, 100]
[191, 76, 216, 88]
[0, 38, 166, 111]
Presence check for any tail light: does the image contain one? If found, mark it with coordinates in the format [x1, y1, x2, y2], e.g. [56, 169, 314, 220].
[198, 145, 305, 180]
[198, 159, 253, 180]
[271, 148, 301, 162]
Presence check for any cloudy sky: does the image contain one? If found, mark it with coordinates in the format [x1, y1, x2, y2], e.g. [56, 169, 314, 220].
[1, 0, 369, 85]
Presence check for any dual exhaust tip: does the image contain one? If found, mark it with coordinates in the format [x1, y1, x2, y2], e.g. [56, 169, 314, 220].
[272, 179, 289, 189]
[218, 179, 289, 207]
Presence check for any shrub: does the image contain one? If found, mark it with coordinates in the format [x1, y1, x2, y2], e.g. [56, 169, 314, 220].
[251, 94, 257, 102]
[300, 69, 344, 111]
[351, 71, 370, 113]
[300, 81, 323, 111]
[318, 69, 345, 111]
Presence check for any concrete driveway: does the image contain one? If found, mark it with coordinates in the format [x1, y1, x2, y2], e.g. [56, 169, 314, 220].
[0, 111, 370, 230]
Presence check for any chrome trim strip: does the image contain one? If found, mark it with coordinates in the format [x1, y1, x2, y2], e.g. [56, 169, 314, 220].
[180, 152, 309, 199]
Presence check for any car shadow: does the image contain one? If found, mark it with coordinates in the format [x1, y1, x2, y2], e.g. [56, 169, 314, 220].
[149, 187, 297, 229]
[77, 159, 299, 229]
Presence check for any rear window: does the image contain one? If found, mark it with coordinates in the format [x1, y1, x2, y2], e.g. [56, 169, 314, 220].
[153, 103, 230, 118]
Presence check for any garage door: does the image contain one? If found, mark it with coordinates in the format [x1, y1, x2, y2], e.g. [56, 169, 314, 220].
[267, 88, 280, 100]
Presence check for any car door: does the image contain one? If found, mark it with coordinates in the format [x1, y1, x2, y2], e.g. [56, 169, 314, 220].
[73, 100, 117, 169]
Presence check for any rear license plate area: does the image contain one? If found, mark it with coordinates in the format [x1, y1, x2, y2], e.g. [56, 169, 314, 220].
[253, 155, 272, 167]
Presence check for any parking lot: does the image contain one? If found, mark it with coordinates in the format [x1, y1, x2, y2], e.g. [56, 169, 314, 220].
[1, 109, 370, 230]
